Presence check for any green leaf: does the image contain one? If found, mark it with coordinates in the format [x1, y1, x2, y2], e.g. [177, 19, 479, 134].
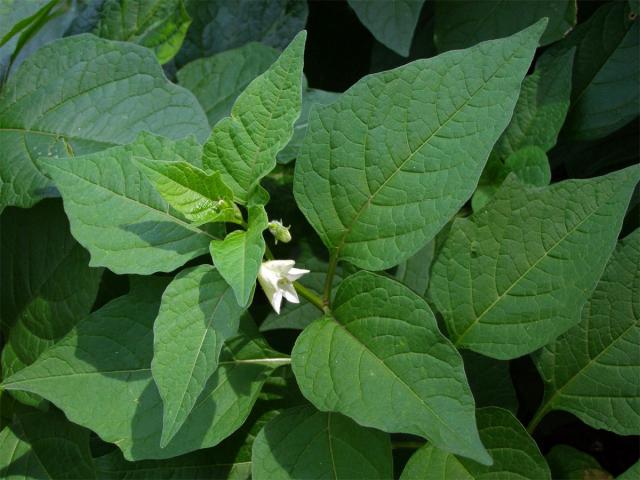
[93, 0, 191, 64]
[400, 407, 550, 480]
[553, 2, 639, 140]
[472, 146, 551, 211]
[177, 0, 308, 66]
[434, 0, 576, 52]
[1, 343, 45, 409]
[0, 280, 284, 460]
[251, 405, 393, 479]
[394, 240, 435, 296]
[202, 32, 306, 204]
[532, 228, 640, 435]
[461, 351, 518, 414]
[41, 133, 218, 275]
[546, 445, 611, 480]
[0, 409, 95, 480]
[294, 21, 546, 271]
[177, 42, 280, 126]
[493, 47, 575, 159]
[0, 200, 102, 407]
[210, 206, 268, 307]
[152, 265, 246, 447]
[134, 158, 241, 225]
[0, 0, 51, 47]
[619, 460, 640, 480]
[291, 271, 490, 465]
[277, 88, 340, 165]
[0, 34, 209, 209]
[429, 166, 640, 359]
[347, 0, 426, 57]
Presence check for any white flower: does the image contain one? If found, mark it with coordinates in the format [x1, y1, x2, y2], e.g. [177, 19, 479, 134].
[257, 260, 310, 314]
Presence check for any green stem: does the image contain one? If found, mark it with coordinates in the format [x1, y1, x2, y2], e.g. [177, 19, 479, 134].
[322, 250, 339, 309]
[264, 244, 275, 261]
[294, 282, 325, 313]
[527, 402, 551, 434]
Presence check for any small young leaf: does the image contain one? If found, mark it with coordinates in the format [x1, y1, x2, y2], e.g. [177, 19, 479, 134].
[151, 265, 246, 448]
[546, 445, 611, 480]
[294, 20, 546, 271]
[210, 206, 268, 306]
[472, 146, 551, 211]
[0, 34, 208, 209]
[0, 409, 96, 480]
[177, 42, 280, 126]
[134, 158, 241, 225]
[434, 0, 576, 51]
[93, 0, 192, 64]
[252, 405, 393, 479]
[533, 228, 640, 435]
[347, 0, 426, 57]
[177, 0, 308, 66]
[291, 271, 490, 465]
[552, 2, 639, 140]
[41, 133, 217, 275]
[202, 31, 306, 203]
[429, 166, 639, 359]
[0, 280, 284, 460]
[400, 407, 550, 480]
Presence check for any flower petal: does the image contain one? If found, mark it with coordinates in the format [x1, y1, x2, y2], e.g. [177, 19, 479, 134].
[281, 283, 300, 303]
[286, 267, 310, 282]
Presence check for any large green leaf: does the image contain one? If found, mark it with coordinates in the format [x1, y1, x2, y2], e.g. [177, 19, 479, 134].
[41, 133, 217, 275]
[347, 0, 426, 57]
[434, 0, 576, 51]
[0, 280, 285, 460]
[546, 445, 611, 480]
[251, 404, 393, 479]
[152, 265, 246, 447]
[134, 158, 241, 225]
[0, 200, 102, 407]
[210, 206, 268, 307]
[429, 166, 639, 359]
[553, 2, 639, 140]
[294, 21, 545, 271]
[400, 407, 550, 480]
[0, 34, 209, 209]
[532, 228, 640, 435]
[291, 271, 490, 464]
[0, 409, 95, 480]
[177, 0, 307, 66]
[177, 42, 279, 126]
[493, 47, 575, 159]
[93, 0, 191, 64]
[202, 32, 305, 204]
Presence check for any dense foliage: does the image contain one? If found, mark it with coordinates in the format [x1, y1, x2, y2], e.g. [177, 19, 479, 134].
[0, 1, 638, 479]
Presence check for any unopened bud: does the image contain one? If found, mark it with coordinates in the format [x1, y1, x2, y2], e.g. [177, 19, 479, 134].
[268, 220, 292, 244]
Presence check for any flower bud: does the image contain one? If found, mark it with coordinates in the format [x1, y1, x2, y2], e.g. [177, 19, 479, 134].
[268, 220, 292, 244]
